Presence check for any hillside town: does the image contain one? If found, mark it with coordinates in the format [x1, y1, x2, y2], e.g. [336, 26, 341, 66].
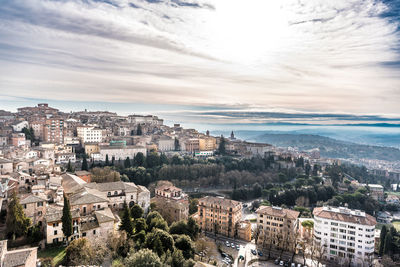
[0, 104, 399, 267]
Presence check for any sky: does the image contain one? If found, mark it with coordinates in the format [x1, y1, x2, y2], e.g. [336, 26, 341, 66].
[0, 0, 400, 128]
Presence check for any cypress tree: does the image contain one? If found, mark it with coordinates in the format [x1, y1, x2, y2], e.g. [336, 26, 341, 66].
[218, 135, 226, 155]
[379, 225, 387, 255]
[111, 156, 115, 166]
[66, 160, 74, 172]
[124, 157, 131, 168]
[62, 194, 73, 243]
[119, 201, 133, 236]
[105, 154, 110, 166]
[81, 156, 88, 171]
[384, 232, 393, 255]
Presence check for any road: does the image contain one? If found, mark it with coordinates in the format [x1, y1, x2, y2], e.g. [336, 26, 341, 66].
[203, 232, 280, 267]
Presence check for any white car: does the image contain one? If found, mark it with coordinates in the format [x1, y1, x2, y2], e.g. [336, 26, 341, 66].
[279, 261, 284, 266]
[226, 241, 230, 247]
[236, 245, 240, 250]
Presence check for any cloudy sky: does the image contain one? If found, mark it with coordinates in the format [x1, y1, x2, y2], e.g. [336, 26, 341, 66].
[0, 0, 400, 126]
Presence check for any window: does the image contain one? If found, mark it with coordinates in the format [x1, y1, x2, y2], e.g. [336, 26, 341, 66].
[93, 230, 96, 235]
[54, 230, 57, 235]
[82, 232, 86, 237]
[23, 204, 27, 209]
[114, 191, 118, 195]
[108, 192, 111, 196]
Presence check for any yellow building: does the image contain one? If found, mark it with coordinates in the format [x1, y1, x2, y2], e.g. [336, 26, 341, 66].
[199, 136, 217, 151]
[84, 143, 100, 156]
[196, 196, 242, 238]
[256, 206, 300, 251]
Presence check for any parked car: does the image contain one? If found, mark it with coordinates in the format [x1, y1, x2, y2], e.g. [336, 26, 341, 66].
[297, 264, 302, 267]
[251, 249, 257, 255]
[291, 263, 296, 267]
[279, 261, 284, 266]
[236, 244, 240, 250]
[231, 242, 235, 247]
[275, 259, 281, 265]
[226, 241, 230, 247]
[284, 261, 290, 267]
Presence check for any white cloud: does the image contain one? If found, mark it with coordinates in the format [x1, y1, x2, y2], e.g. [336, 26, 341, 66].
[0, 0, 399, 115]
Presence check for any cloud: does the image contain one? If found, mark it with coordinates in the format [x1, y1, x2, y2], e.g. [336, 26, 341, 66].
[0, 0, 399, 116]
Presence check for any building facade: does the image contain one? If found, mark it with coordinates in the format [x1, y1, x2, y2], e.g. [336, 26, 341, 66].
[313, 206, 376, 267]
[196, 196, 242, 238]
[256, 206, 300, 251]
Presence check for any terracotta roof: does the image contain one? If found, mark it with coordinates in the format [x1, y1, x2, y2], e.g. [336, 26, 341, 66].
[256, 206, 300, 220]
[199, 196, 241, 209]
[313, 207, 377, 226]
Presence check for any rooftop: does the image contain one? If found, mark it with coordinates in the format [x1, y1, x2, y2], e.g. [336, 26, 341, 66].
[313, 206, 376, 226]
[256, 206, 300, 220]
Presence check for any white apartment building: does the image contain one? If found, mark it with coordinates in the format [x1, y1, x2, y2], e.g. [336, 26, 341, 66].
[313, 206, 376, 267]
[77, 126, 103, 143]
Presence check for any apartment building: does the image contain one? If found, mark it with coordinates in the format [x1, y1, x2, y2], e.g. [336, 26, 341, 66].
[313, 206, 376, 267]
[43, 118, 64, 144]
[196, 196, 242, 238]
[77, 126, 103, 143]
[256, 206, 300, 251]
[152, 184, 189, 224]
[198, 136, 217, 151]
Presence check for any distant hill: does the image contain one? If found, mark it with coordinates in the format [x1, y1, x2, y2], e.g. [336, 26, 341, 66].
[252, 133, 400, 161]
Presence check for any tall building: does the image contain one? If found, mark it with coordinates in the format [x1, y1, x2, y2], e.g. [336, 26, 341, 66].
[313, 206, 376, 266]
[196, 196, 242, 238]
[43, 118, 64, 144]
[256, 206, 300, 252]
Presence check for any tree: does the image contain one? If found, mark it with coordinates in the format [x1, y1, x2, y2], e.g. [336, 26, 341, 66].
[120, 201, 133, 236]
[187, 217, 199, 240]
[22, 127, 35, 144]
[66, 159, 74, 172]
[174, 137, 180, 151]
[145, 229, 174, 256]
[134, 152, 145, 167]
[124, 248, 162, 267]
[146, 152, 160, 168]
[218, 135, 226, 155]
[160, 153, 169, 165]
[189, 199, 198, 215]
[81, 156, 88, 171]
[91, 167, 120, 183]
[61, 194, 73, 242]
[171, 249, 185, 267]
[136, 124, 143, 136]
[134, 218, 147, 233]
[124, 157, 131, 168]
[379, 225, 387, 256]
[65, 238, 104, 266]
[111, 156, 115, 166]
[131, 204, 144, 219]
[174, 234, 195, 259]
[6, 192, 31, 240]
[384, 232, 393, 255]
[105, 154, 110, 166]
